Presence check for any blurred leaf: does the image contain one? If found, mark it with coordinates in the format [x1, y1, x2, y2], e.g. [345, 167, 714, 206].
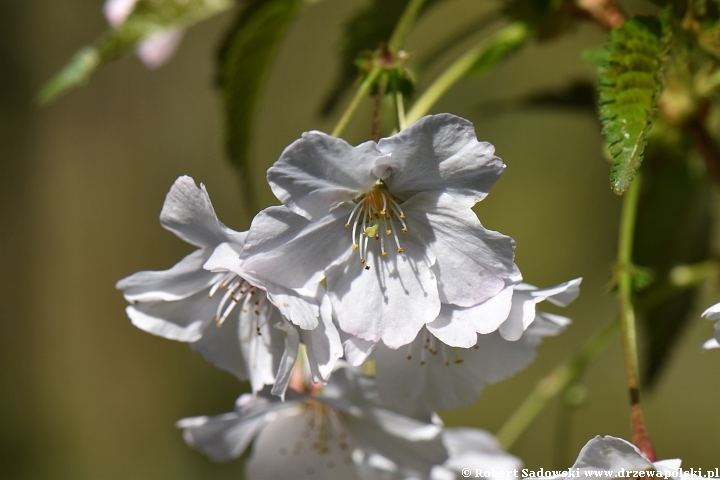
[466, 22, 529, 76]
[474, 80, 596, 118]
[218, 0, 302, 209]
[502, 0, 575, 40]
[320, 0, 441, 115]
[598, 14, 670, 195]
[38, 0, 233, 103]
[634, 136, 713, 387]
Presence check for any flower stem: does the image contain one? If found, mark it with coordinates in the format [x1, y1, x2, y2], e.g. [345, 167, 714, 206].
[616, 171, 656, 461]
[388, 0, 427, 53]
[331, 67, 382, 138]
[395, 89, 407, 131]
[496, 318, 621, 450]
[331, 0, 426, 138]
[405, 22, 529, 124]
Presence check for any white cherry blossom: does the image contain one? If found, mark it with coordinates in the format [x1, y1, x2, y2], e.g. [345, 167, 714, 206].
[116, 176, 341, 396]
[177, 366, 448, 480]
[239, 114, 520, 349]
[369, 279, 581, 412]
[701, 301, 720, 350]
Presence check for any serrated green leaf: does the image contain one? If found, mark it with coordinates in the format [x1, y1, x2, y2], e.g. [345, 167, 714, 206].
[634, 137, 712, 387]
[466, 22, 529, 76]
[218, 0, 302, 209]
[38, 0, 233, 104]
[598, 14, 670, 195]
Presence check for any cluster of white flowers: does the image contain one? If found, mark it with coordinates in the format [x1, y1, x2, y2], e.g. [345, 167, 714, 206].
[118, 114, 582, 476]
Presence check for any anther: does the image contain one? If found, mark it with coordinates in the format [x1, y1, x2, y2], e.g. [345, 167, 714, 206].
[402, 227, 408, 233]
[365, 265, 370, 270]
[361, 258, 366, 264]
[345, 223, 350, 228]
[397, 247, 403, 253]
[352, 244, 358, 250]
[381, 252, 387, 256]
[386, 230, 391, 235]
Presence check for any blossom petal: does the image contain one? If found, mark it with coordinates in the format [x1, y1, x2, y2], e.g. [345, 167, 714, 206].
[270, 321, 300, 399]
[702, 301, 720, 320]
[340, 330, 376, 367]
[327, 233, 440, 348]
[117, 249, 219, 302]
[136, 29, 183, 69]
[241, 306, 287, 394]
[427, 287, 514, 348]
[177, 394, 291, 462]
[125, 289, 215, 342]
[188, 307, 246, 380]
[267, 132, 386, 220]
[570, 436, 654, 470]
[239, 206, 352, 290]
[300, 296, 343, 382]
[345, 413, 447, 478]
[376, 114, 504, 203]
[405, 192, 519, 307]
[160, 176, 243, 249]
[440, 428, 522, 475]
[245, 411, 359, 480]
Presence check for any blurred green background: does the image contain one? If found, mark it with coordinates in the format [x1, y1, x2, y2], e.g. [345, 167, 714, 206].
[1, 0, 718, 478]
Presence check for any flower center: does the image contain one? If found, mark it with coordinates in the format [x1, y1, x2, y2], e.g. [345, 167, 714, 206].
[344, 183, 408, 269]
[207, 272, 270, 333]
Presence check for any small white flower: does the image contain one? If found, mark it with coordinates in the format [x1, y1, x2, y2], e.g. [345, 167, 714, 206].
[367, 279, 581, 411]
[177, 366, 448, 480]
[103, 0, 184, 69]
[701, 302, 720, 350]
[116, 176, 341, 396]
[240, 114, 520, 349]
[550, 436, 715, 479]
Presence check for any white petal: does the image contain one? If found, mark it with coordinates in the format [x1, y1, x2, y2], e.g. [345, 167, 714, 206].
[327, 233, 440, 348]
[240, 306, 287, 394]
[703, 338, 720, 350]
[702, 301, 720, 320]
[188, 308, 246, 380]
[177, 394, 292, 462]
[375, 319, 568, 411]
[441, 428, 522, 474]
[500, 279, 581, 341]
[341, 331, 377, 367]
[117, 249, 219, 302]
[570, 436, 654, 471]
[245, 410, 359, 480]
[300, 295, 344, 381]
[203, 242, 242, 272]
[267, 132, 386, 221]
[270, 321, 300, 399]
[103, 0, 138, 26]
[137, 29, 183, 69]
[373, 333, 487, 412]
[376, 114, 504, 203]
[405, 192, 519, 307]
[160, 176, 243, 249]
[427, 287, 514, 348]
[125, 289, 215, 342]
[345, 413, 447, 479]
[240, 206, 352, 290]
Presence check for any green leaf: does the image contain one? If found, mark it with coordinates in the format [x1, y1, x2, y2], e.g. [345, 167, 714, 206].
[598, 14, 670, 195]
[466, 22, 529, 76]
[218, 0, 302, 209]
[634, 133, 713, 387]
[38, 0, 233, 103]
